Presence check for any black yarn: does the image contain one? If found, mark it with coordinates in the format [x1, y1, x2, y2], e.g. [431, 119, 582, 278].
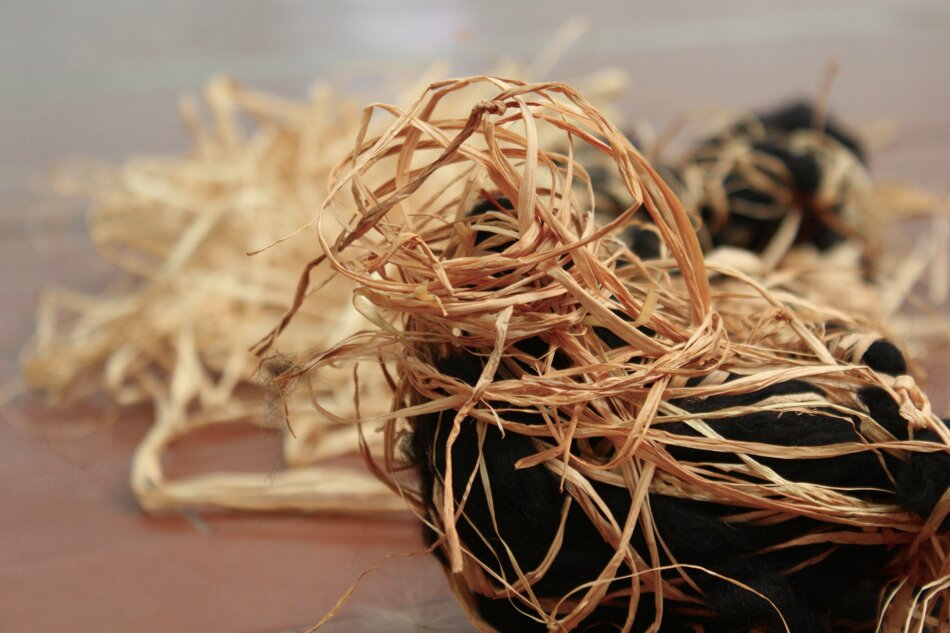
[471, 196, 516, 253]
[409, 344, 950, 631]
[757, 101, 866, 163]
[411, 352, 706, 631]
[409, 347, 943, 632]
[667, 382, 899, 492]
[568, 100, 867, 256]
[697, 138, 843, 252]
[893, 427, 950, 531]
[676, 100, 868, 254]
[407, 200, 949, 632]
[858, 383, 950, 530]
[862, 339, 908, 377]
[623, 224, 662, 260]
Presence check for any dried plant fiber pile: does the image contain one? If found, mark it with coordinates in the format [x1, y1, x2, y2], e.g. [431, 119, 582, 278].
[21, 77, 403, 515]
[274, 77, 950, 632]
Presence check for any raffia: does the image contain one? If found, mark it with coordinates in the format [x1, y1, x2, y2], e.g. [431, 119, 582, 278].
[260, 77, 950, 632]
[21, 76, 403, 514]
[19, 62, 629, 516]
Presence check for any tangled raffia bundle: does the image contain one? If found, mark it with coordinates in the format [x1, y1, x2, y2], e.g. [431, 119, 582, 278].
[18, 60, 629, 516]
[265, 76, 950, 631]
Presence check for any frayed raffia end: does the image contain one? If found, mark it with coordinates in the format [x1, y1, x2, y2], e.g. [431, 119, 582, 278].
[274, 76, 949, 632]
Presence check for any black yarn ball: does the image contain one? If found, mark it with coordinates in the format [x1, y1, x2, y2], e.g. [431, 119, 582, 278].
[409, 339, 949, 632]
[404, 198, 949, 633]
[757, 101, 866, 163]
[671, 100, 869, 254]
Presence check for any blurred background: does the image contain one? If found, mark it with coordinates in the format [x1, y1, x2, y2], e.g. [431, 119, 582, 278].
[2, 1, 949, 632]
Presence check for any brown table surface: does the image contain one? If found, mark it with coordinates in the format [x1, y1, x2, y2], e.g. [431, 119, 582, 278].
[2, 2, 949, 632]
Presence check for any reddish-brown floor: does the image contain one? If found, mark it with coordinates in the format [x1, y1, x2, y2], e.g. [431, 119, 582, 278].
[2, 2, 949, 632]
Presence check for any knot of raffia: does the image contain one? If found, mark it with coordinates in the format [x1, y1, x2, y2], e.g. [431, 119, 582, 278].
[474, 98, 507, 116]
[893, 374, 942, 434]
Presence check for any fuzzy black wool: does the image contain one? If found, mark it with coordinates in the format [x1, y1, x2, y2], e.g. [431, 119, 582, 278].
[404, 198, 949, 633]
[409, 340, 950, 632]
[675, 101, 869, 254]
